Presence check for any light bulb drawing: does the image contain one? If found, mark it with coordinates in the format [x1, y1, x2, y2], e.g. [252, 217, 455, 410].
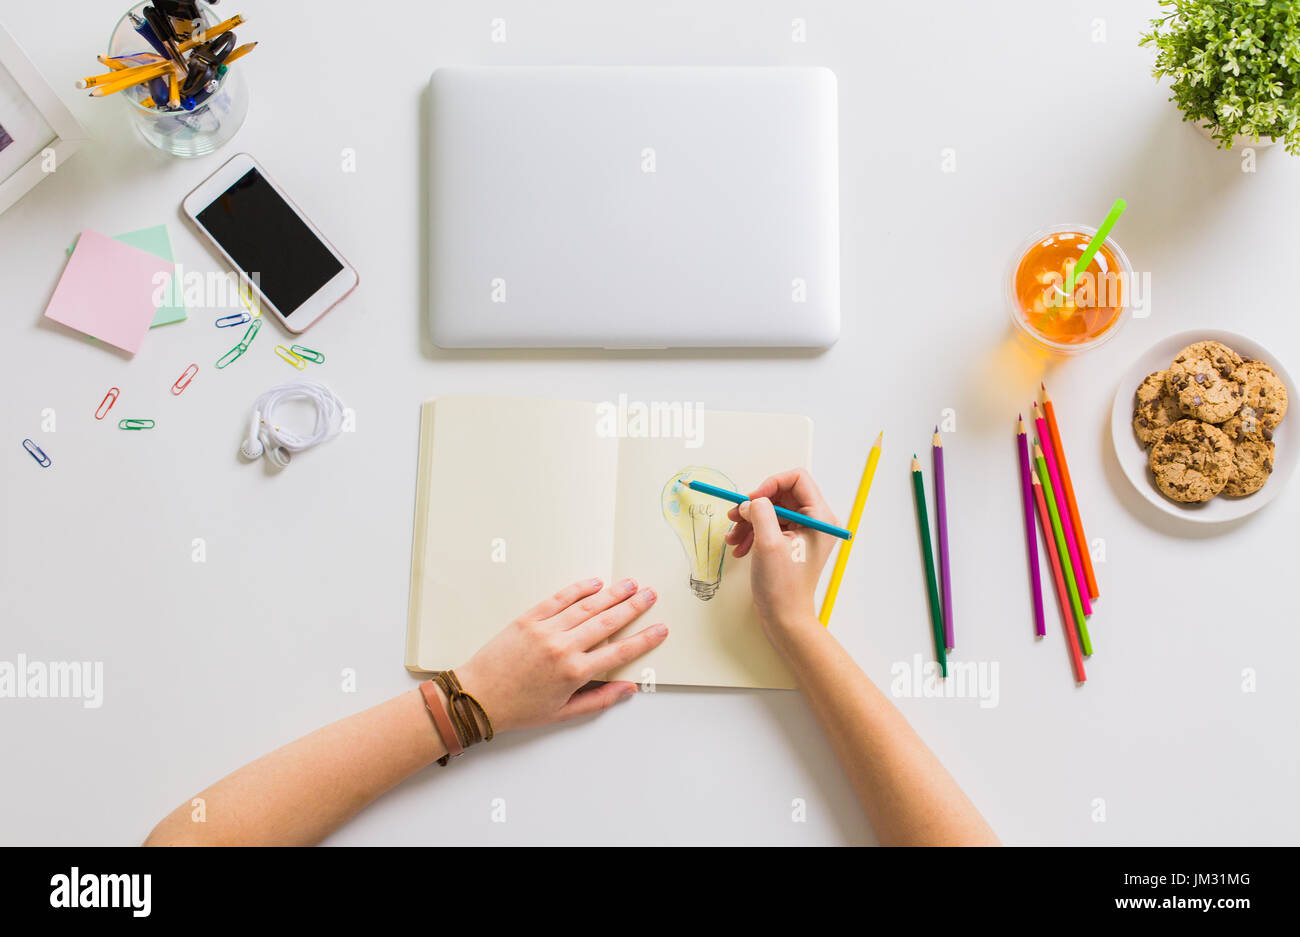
[661, 466, 736, 601]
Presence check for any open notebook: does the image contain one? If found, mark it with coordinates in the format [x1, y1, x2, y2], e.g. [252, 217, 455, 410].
[405, 397, 814, 689]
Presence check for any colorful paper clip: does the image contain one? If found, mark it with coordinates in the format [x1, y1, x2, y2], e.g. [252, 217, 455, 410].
[215, 318, 262, 369]
[95, 387, 120, 420]
[290, 345, 324, 364]
[118, 419, 155, 430]
[23, 438, 52, 467]
[172, 363, 199, 395]
[274, 345, 307, 369]
[238, 282, 263, 318]
[215, 312, 251, 328]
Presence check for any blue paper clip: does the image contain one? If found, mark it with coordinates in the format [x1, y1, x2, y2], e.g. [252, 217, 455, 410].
[215, 318, 262, 369]
[118, 419, 155, 430]
[215, 312, 250, 328]
[22, 438, 51, 467]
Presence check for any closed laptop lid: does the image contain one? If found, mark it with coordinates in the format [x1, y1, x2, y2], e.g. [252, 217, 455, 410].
[427, 66, 840, 349]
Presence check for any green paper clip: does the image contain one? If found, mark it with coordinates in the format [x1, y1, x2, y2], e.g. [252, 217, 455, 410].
[118, 419, 155, 430]
[215, 318, 263, 369]
[290, 345, 324, 364]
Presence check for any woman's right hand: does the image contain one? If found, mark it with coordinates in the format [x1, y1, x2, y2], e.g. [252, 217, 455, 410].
[724, 469, 840, 643]
[455, 577, 667, 734]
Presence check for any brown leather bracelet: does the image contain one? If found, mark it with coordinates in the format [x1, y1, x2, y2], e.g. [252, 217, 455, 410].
[420, 680, 463, 765]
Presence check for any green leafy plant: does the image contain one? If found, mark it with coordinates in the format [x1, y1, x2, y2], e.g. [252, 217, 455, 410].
[1140, 0, 1300, 153]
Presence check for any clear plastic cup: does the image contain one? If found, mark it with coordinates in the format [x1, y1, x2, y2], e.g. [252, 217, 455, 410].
[1006, 224, 1134, 356]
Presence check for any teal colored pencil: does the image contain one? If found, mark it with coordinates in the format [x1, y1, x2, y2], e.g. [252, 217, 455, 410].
[1034, 444, 1092, 655]
[687, 480, 853, 540]
[911, 456, 947, 678]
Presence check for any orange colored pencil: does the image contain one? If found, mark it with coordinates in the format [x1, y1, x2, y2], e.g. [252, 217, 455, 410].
[1041, 383, 1099, 600]
[1032, 469, 1086, 684]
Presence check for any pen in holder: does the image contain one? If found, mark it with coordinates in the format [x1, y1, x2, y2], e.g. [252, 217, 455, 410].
[103, 1, 250, 157]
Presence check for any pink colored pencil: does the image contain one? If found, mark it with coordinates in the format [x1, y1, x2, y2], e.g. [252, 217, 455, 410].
[1033, 403, 1091, 617]
[1017, 416, 1045, 637]
[1032, 470, 1086, 684]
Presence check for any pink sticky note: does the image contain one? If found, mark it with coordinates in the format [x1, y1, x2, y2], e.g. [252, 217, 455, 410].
[43, 229, 174, 355]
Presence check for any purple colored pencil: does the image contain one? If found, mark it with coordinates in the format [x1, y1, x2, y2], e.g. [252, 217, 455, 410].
[1017, 416, 1046, 637]
[932, 427, 954, 651]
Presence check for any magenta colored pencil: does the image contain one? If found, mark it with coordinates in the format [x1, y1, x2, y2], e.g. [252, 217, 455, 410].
[1033, 404, 1091, 617]
[932, 428, 954, 651]
[1017, 416, 1046, 637]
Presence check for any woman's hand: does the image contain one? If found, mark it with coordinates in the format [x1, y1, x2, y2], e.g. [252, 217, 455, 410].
[724, 469, 839, 641]
[455, 577, 667, 733]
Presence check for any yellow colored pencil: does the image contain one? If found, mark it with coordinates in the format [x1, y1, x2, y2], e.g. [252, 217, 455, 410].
[88, 61, 176, 97]
[178, 14, 244, 53]
[222, 42, 258, 67]
[96, 55, 129, 71]
[168, 70, 180, 109]
[818, 431, 882, 626]
[78, 59, 169, 89]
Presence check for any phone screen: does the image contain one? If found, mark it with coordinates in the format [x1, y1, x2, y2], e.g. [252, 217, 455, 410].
[195, 168, 343, 316]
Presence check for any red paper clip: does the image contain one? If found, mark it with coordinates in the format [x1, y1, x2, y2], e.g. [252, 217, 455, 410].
[95, 387, 120, 420]
[171, 364, 199, 396]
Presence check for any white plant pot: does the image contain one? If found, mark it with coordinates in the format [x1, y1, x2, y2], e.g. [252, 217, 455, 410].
[1193, 118, 1277, 151]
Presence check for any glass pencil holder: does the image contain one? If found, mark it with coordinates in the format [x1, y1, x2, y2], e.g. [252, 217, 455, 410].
[107, 1, 248, 158]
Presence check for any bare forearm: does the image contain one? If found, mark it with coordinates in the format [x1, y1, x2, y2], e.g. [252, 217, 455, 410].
[772, 617, 998, 846]
[145, 690, 443, 846]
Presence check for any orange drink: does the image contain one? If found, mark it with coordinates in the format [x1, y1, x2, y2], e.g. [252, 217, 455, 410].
[1007, 225, 1133, 354]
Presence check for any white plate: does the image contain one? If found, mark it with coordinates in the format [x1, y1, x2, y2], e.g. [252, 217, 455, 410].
[1110, 330, 1295, 523]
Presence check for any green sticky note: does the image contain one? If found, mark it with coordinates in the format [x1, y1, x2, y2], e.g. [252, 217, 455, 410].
[67, 225, 186, 327]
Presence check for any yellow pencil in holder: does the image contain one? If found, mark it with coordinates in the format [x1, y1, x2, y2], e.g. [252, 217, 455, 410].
[275, 345, 307, 369]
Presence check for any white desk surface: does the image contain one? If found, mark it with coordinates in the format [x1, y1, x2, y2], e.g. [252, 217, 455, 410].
[2, 0, 1297, 847]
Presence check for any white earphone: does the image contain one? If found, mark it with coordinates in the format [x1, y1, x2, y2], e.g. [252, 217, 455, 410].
[240, 408, 264, 460]
[240, 382, 345, 467]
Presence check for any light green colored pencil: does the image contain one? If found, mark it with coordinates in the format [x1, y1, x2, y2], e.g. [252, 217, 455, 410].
[1034, 445, 1092, 655]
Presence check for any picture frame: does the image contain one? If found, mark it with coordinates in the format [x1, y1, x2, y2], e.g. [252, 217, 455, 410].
[0, 21, 85, 215]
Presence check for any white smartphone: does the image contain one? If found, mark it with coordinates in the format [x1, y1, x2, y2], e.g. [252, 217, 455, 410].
[182, 153, 358, 333]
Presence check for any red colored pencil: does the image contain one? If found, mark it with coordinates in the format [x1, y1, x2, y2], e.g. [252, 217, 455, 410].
[1041, 383, 1099, 600]
[1032, 468, 1086, 684]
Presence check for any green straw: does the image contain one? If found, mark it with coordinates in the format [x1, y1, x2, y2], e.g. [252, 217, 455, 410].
[1064, 197, 1127, 295]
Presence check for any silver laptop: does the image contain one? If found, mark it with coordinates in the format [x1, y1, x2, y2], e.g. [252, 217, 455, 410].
[426, 66, 840, 349]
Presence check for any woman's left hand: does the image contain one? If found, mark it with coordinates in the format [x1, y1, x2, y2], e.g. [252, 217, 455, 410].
[455, 576, 668, 733]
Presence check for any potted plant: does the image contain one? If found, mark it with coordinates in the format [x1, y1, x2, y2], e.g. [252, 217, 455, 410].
[1140, 0, 1300, 153]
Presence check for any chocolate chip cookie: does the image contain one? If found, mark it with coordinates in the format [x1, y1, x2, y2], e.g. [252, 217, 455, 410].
[1133, 369, 1182, 446]
[1148, 419, 1235, 503]
[1219, 414, 1275, 497]
[1234, 359, 1288, 431]
[1166, 341, 1245, 424]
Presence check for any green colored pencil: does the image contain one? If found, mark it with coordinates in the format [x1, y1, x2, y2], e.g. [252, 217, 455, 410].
[911, 456, 947, 677]
[1034, 444, 1092, 655]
